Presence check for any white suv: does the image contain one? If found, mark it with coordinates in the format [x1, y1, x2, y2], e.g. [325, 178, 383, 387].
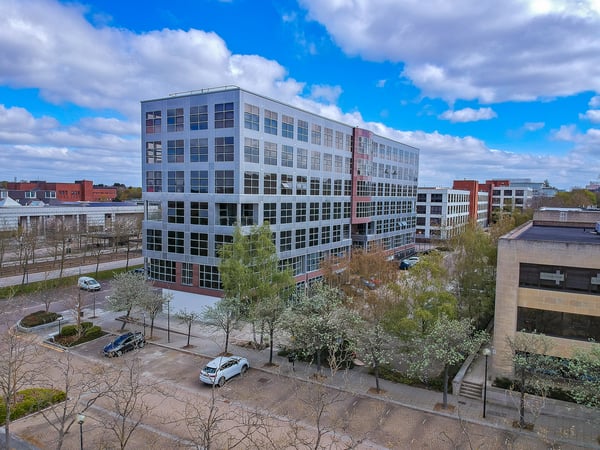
[78, 276, 101, 291]
[199, 356, 249, 386]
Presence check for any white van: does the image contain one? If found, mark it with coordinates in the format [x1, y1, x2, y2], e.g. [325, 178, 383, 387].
[78, 276, 101, 291]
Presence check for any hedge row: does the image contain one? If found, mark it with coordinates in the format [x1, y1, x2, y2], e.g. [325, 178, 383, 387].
[20, 311, 61, 328]
[0, 388, 66, 425]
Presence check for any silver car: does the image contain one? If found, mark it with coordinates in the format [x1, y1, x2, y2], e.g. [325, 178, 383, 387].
[199, 356, 249, 386]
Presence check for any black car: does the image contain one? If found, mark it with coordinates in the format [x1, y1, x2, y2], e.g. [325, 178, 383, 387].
[103, 331, 146, 357]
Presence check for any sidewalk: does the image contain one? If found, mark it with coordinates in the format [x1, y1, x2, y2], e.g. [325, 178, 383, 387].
[87, 305, 599, 449]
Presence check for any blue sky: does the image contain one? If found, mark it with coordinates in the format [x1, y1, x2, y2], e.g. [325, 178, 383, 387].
[1, 0, 599, 190]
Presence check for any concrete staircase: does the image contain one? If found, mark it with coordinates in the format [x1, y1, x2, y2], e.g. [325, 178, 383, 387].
[459, 380, 483, 400]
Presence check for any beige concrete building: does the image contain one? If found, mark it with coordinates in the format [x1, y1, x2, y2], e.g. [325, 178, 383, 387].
[491, 208, 600, 376]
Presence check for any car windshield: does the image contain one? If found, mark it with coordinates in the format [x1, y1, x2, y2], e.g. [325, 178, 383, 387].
[203, 366, 217, 374]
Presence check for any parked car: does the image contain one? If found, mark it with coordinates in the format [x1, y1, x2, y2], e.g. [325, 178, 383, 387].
[130, 267, 146, 275]
[199, 356, 249, 386]
[399, 256, 420, 270]
[78, 276, 101, 291]
[103, 331, 146, 357]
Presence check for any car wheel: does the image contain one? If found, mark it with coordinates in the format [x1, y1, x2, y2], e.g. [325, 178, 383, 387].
[116, 350, 122, 357]
[138, 341, 145, 348]
[240, 365, 248, 375]
[111, 351, 117, 358]
[217, 377, 226, 387]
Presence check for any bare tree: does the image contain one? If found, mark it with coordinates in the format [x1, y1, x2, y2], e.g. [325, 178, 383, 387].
[0, 325, 41, 449]
[96, 358, 157, 450]
[138, 291, 170, 339]
[108, 272, 153, 330]
[15, 227, 38, 285]
[176, 309, 201, 348]
[38, 351, 109, 450]
[44, 217, 75, 279]
[201, 296, 244, 354]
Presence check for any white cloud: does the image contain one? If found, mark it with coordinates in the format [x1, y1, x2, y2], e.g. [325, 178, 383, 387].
[590, 95, 600, 108]
[439, 107, 497, 123]
[376, 79, 386, 88]
[522, 122, 545, 132]
[579, 109, 600, 123]
[309, 84, 343, 104]
[299, 0, 600, 103]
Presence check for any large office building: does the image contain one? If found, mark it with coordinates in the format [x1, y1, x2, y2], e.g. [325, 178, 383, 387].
[141, 86, 419, 301]
[415, 187, 470, 242]
[491, 208, 600, 376]
[4, 180, 117, 204]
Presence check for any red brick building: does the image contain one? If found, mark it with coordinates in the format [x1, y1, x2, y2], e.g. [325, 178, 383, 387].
[6, 180, 116, 203]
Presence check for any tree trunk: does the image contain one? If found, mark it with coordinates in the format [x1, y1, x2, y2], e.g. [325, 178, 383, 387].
[269, 326, 274, 364]
[519, 368, 526, 428]
[442, 364, 449, 408]
[374, 363, 381, 392]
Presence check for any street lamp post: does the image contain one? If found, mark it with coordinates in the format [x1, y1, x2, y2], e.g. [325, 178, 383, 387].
[142, 312, 147, 336]
[58, 317, 62, 335]
[482, 347, 491, 418]
[77, 413, 85, 450]
[167, 298, 171, 343]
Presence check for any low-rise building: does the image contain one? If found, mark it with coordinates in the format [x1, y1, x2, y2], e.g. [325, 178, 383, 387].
[416, 187, 470, 242]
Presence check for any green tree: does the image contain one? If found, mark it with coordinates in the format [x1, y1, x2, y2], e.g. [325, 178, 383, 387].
[108, 272, 154, 330]
[353, 321, 395, 393]
[507, 332, 554, 429]
[280, 283, 360, 375]
[201, 296, 244, 354]
[567, 342, 600, 408]
[450, 222, 496, 327]
[408, 315, 489, 409]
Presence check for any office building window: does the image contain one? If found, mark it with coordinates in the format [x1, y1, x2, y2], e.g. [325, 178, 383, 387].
[417, 193, 427, 202]
[280, 230, 292, 252]
[244, 103, 259, 131]
[297, 148, 308, 169]
[215, 102, 234, 128]
[282, 114, 294, 138]
[295, 229, 306, 249]
[264, 173, 277, 195]
[296, 176, 307, 195]
[344, 202, 351, 218]
[264, 109, 278, 135]
[310, 202, 319, 221]
[322, 178, 332, 196]
[215, 136, 234, 162]
[333, 202, 342, 219]
[182, 263, 193, 286]
[218, 203, 237, 226]
[191, 202, 208, 225]
[167, 171, 184, 193]
[335, 155, 343, 173]
[297, 119, 308, 142]
[146, 229, 162, 251]
[296, 202, 306, 222]
[167, 108, 184, 132]
[281, 174, 293, 195]
[150, 259, 176, 283]
[241, 203, 255, 226]
[190, 138, 208, 162]
[517, 307, 600, 341]
[309, 227, 319, 247]
[190, 170, 208, 194]
[431, 193, 443, 202]
[335, 131, 344, 150]
[167, 140, 184, 163]
[321, 226, 330, 244]
[311, 151, 321, 170]
[416, 205, 426, 214]
[431, 205, 442, 215]
[333, 224, 341, 242]
[145, 111, 161, 134]
[344, 180, 352, 196]
[244, 138, 259, 163]
[214, 234, 233, 256]
[146, 201, 162, 221]
[334, 179, 342, 196]
[146, 171, 162, 192]
[264, 142, 277, 165]
[310, 178, 320, 196]
[167, 201, 184, 223]
[215, 170, 234, 194]
[146, 141, 162, 163]
[244, 172, 259, 194]
[264, 203, 277, 225]
[322, 202, 331, 220]
[323, 153, 332, 172]
[190, 105, 208, 130]
[324, 128, 333, 147]
[282, 145, 294, 167]
[281, 203, 292, 224]
[311, 124, 321, 145]
[198, 264, 220, 289]
[168, 231, 184, 254]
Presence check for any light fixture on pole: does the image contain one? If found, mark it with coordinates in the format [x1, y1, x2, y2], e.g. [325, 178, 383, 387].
[77, 412, 85, 450]
[167, 298, 171, 343]
[482, 347, 491, 418]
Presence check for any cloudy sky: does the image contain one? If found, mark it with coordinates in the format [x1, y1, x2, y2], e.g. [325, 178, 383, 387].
[1, 0, 599, 190]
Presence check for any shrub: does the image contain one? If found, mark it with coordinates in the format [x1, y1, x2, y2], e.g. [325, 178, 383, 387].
[0, 388, 66, 425]
[60, 325, 79, 337]
[84, 325, 103, 339]
[81, 321, 93, 330]
[20, 311, 60, 328]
